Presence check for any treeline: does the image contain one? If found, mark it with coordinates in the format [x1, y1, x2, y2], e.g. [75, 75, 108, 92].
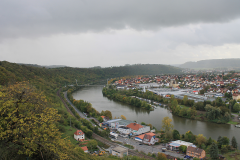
[102, 86, 153, 110]
[0, 61, 182, 87]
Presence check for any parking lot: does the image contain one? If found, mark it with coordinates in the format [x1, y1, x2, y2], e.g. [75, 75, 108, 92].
[116, 136, 185, 158]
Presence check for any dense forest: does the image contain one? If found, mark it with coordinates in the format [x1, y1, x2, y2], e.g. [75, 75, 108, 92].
[0, 61, 182, 86]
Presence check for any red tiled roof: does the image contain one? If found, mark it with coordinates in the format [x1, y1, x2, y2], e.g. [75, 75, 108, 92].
[126, 123, 143, 131]
[81, 146, 88, 151]
[146, 132, 155, 136]
[74, 130, 84, 136]
[135, 134, 145, 139]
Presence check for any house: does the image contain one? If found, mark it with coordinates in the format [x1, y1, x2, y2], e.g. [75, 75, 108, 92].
[232, 93, 240, 101]
[80, 146, 88, 153]
[110, 146, 128, 158]
[186, 146, 205, 159]
[126, 123, 150, 135]
[74, 130, 85, 141]
[142, 133, 156, 145]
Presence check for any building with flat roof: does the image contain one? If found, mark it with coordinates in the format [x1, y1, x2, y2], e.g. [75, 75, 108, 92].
[168, 140, 195, 151]
[111, 146, 128, 158]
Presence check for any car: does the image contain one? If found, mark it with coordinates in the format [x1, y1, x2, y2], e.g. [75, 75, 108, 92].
[139, 143, 143, 145]
[162, 148, 166, 152]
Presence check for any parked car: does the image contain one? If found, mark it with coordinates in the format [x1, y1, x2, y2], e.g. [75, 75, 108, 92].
[162, 148, 166, 152]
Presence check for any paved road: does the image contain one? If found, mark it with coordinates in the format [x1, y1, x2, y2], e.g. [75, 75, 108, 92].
[63, 91, 102, 130]
[117, 136, 185, 158]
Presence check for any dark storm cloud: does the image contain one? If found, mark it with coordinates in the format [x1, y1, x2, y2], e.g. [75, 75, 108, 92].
[1, 0, 240, 39]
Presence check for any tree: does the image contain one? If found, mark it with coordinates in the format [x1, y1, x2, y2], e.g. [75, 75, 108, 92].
[209, 142, 219, 159]
[87, 139, 98, 152]
[231, 136, 238, 149]
[221, 136, 230, 146]
[233, 103, 240, 112]
[161, 117, 174, 132]
[98, 116, 103, 123]
[183, 95, 188, 105]
[103, 110, 112, 119]
[157, 152, 167, 160]
[179, 145, 187, 153]
[196, 134, 207, 147]
[217, 136, 222, 149]
[0, 82, 70, 159]
[172, 130, 180, 140]
[121, 115, 127, 120]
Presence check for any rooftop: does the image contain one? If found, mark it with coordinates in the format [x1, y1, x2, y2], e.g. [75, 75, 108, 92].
[112, 146, 128, 153]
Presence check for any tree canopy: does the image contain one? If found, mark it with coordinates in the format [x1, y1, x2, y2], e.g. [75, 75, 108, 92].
[161, 117, 174, 132]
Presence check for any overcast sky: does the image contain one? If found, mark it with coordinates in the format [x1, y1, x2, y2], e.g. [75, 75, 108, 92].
[1, 0, 240, 68]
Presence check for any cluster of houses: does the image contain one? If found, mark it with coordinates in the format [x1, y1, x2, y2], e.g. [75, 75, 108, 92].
[101, 118, 158, 145]
[113, 72, 240, 101]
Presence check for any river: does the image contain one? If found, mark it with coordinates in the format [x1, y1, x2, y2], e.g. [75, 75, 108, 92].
[72, 86, 240, 147]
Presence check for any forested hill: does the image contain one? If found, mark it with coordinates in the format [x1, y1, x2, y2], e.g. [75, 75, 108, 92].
[179, 59, 240, 69]
[0, 61, 182, 86]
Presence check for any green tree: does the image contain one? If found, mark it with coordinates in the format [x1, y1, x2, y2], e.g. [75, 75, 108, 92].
[161, 117, 174, 132]
[179, 145, 187, 153]
[183, 95, 188, 105]
[231, 136, 238, 149]
[233, 103, 240, 112]
[209, 142, 219, 159]
[87, 139, 98, 152]
[221, 136, 230, 146]
[172, 130, 180, 140]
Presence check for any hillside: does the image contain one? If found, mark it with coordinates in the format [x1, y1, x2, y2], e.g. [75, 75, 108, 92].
[179, 58, 240, 69]
[0, 61, 182, 86]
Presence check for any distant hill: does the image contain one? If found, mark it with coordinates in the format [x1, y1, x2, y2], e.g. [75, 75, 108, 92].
[17, 63, 67, 68]
[179, 59, 240, 69]
[0, 61, 182, 86]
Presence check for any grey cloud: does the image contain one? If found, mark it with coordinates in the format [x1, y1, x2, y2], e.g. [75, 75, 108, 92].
[1, 0, 240, 39]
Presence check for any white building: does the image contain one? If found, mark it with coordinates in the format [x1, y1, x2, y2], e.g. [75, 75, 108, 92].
[168, 140, 195, 151]
[117, 126, 131, 135]
[126, 123, 150, 135]
[74, 130, 85, 141]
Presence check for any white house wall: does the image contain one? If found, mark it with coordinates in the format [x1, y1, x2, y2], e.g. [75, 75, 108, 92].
[135, 126, 150, 135]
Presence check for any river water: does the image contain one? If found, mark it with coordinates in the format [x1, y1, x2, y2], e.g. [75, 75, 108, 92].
[72, 86, 240, 147]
